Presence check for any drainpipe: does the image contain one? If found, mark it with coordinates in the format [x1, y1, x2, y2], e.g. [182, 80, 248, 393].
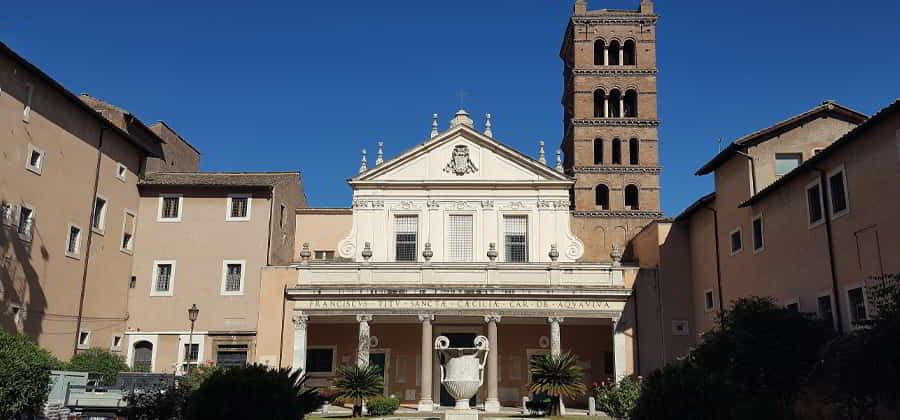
[814, 168, 844, 334]
[700, 206, 725, 318]
[73, 126, 107, 354]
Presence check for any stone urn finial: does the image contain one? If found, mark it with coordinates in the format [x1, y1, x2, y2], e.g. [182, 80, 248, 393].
[487, 242, 498, 262]
[300, 242, 312, 264]
[610, 244, 623, 267]
[549, 244, 559, 262]
[362, 242, 373, 262]
[423, 242, 434, 262]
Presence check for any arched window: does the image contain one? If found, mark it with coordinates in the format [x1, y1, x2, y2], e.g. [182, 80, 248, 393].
[624, 89, 638, 118]
[625, 185, 639, 210]
[594, 40, 606, 65]
[608, 89, 622, 118]
[612, 138, 622, 165]
[133, 341, 153, 372]
[623, 40, 636, 65]
[593, 138, 604, 164]
[608, 40, 621, 66]
[595, 185, 610, 209]
[629, 138, 639, 165]
[593, 90, 606, 118]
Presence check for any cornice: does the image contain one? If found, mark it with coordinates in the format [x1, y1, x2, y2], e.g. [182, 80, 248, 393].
[574, 166, 661, 174]
[573, 119, 660, 128]
[572, 68, 657, 77]
[573, 210, 663, 219]
[572, 16, 658, 26]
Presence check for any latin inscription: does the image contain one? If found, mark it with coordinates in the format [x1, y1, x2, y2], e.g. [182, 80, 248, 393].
[295, 299, 622, 312]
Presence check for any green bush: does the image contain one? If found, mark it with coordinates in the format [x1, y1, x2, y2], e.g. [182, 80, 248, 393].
[126, 383, 191, 420]
[525, 396, 552, 416]
[179, 361, 223, 390]
[67, 347, 130, 386]
[0, 330, 63, 418]
[366, 396, 400, 416]
[186, 364, 321, 420]
[594, 377, 641, 419]
[528, 352, 586, 416]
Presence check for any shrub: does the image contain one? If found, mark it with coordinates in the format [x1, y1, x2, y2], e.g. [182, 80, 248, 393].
[366, 396, 400, 415]
[332, 364, 384, 417]
[528, 352, 586, 416]
[179, 361, 222, 390]
[186, 364, 321, 420]
[632, 360, 730, 420]
[67, 347, 130, 386]
[594, 377, 641, 419]
[125, 383, 191, 420]
[0, 330, 63, 418]
[525, 396, 552, 417]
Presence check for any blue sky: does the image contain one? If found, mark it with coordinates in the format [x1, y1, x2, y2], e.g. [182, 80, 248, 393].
[4, 0, 898, 214]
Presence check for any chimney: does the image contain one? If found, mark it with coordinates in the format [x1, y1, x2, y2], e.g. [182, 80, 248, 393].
[640, 0, 653, 14]
[574, 0, 588, 15]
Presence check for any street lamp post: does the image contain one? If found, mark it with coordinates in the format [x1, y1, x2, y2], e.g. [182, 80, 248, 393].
[187, 304, 199, 374]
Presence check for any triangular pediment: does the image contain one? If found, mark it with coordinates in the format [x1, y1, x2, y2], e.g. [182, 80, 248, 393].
[351, 125, 571, 186]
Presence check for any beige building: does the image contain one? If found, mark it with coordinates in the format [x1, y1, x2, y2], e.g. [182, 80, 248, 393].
[632, 99, 900, 369]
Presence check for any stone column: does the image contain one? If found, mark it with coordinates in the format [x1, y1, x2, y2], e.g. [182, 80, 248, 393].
[484, 314, 502, 413]
[357, 314, 373, 367]
[292, 313, 309, 373]
[619, 96, 625, 118]
[417, 314, 434, 412]
[548, 316, 564, 357]
[618, 48, 624, 66]
[612, 316, 627, 380]
[603, 97, 609, 118]
[604, 47, 610, 67]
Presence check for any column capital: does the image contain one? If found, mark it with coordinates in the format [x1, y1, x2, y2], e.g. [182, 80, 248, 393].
[292, 313, 309, 330]
[417, 313, 435, 323]
[356, 314, 373, 323]
[484, 314, 502, 323]
[548, 316, 565, 324]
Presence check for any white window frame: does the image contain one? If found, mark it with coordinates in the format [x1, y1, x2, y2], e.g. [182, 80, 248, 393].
[826, 165, 850, 220]
[703, 289, 716, 312]
[845, 283, 868, 328]
[157, 194, 183, 222]
[729, 227, 743, 255]
[392, 213, 420, 262]
[92, 194, 108, 234]
[23, 83, 33, 122]
[176, 334, 206, 374]
[111, 334, 124, 351]
[816, 292, 837, 331]
[126, 334, 158, 372]
[502, 212, 530, 263]
[120, 209, 137, 254]
[65, 223, 83, 259]
[77, 330, 91, 350]
[25, 143, 44, 175]
[805, 179, 825, 229]
[16, 203, 35, 242]
[751, 214, 765, 254]
[115, 162, 128, 182]
[225, 194, 252, 221]
[220, 260, 246, 296]
[150, 260, 176, 297]
[306, 345, 338, 376]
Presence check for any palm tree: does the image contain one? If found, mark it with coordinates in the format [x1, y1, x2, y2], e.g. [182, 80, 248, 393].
[332, 364, 384, 417]
[529, 352, 587, 416]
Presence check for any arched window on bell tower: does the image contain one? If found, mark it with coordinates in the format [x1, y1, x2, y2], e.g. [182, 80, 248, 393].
[623, 40, 636, 65]
[593, 90, 607, 118]
[608, 40, 621, 65]
[612, 138, 622, 165]
[624, 89, 638, 118]
[608, 89, 622, 118]
[593, 138, 604, 164]
[629, 138, 639, 165]
[594, 40, 606, 65]
[595, 185, 610, 210]
[625, 185, 640, 210]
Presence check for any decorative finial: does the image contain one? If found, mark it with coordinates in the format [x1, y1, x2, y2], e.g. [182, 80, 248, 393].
[358, 149, 368, 174]
[422, 242, 433, 263]
[300, 242, 312, 265]
[430, 113, 439, 139]
[610, 244, 623, 267]
[555, 150, 564, 173]
[538, 141, 546, 165]
[362, 242, 373, 262]
[549, 244, 560, 262]
[450, 109, 473, 128]
[375, 141, 384, 166]
[484, 113, 493, 137]
[487, 243, 498, 263]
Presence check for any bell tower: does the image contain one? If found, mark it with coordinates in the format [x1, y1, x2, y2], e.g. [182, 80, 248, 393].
[560, 0, 662, 261]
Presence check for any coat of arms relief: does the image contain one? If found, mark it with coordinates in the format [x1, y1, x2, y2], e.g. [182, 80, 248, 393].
[443, 145, 478, 176]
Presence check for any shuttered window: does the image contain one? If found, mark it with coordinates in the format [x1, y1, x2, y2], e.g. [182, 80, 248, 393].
[395, 215, 418, 262]
[448, 215, 473, 262]
[504, 216, 528, 263]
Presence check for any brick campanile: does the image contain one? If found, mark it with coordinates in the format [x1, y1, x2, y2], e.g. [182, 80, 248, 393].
[561, 0, 662, 261]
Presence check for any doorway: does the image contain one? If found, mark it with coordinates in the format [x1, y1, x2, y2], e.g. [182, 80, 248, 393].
[369, 350, 389, 396]
[438, 333, 478, 407]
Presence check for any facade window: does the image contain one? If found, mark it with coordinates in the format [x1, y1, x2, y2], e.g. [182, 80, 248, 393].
[92, 196, 107, 231]
[115, 163, 128, 181]
[132, 341, 154, 372]
[612, 138, 622, 164]
[25, 144, 44, 174]
[624, 185, 639, 210]
[77, 331, 91, 349]
[227, 195, 251, 221]
[503, 215, 528, 263]
[623, 89, 638, 118]
[152, 262, 175, 296]
[847, 287, 867, 324]
[593, 138, 604, 164]
[593, 90, 606, 118]
[827, 168, 848, 217]
[66, 224, 82, 258]
[447, 214, 474, 262]
[593, 40, 606, 65]
[817, 295, 834, 329]
[121, 211, 136, 252]
[216, 344, 249, 368]
[628, 138, 639, 165]
[158, 195, 182, 221]
[183, 343, 199, 368]
[608, 89, 622, 118]
[608, 40, 621, 65]
[806, 182, 824, 226]
[623, 40, 636, 65]
[775, 153, 803, 177]
[23, 84, 33, 122]
[306, 347, 335, 374]
[280, 204, 287, 229]
[730, 228, 743, 254]
[751, 215, 764, 252]
[314, 250, 335, 260]
[704, 290, 715, 312]
[595, 185, 610, 209]
[111, 335, 123, 350]
[222, 261, 245, 294]
[394, 215, 418, 262]
[17, 205, 35, 241]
